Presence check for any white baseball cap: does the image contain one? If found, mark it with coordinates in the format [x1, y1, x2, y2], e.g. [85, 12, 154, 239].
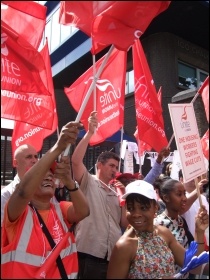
[121, 180, 157, 201]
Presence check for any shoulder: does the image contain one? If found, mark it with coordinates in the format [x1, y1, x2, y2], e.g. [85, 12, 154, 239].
[1, 183, 14, 195]
[114, 229, 137, 260]
[155, 213, 165, 224]
[156, 224, 174, 244]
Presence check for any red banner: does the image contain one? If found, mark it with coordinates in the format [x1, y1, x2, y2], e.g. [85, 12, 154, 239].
[59, 1, 171, 54]
[1, 1, 46, 49]
[198, 76, 209, 123]
[133, 40, 168, 152]
[64, 48, 127, 145]
[134, 128, 152, 156]
[1, 25, 54, 129]
[1, 22, 49, 95]
[11, 40, 58, 157]
[201, 129, 209, 160]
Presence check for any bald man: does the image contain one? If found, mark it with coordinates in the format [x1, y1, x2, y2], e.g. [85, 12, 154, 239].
[1, 144, 38, 226]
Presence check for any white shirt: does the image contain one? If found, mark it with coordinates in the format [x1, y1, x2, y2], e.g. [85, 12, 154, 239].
[182, 192, 209, 240]
[1, 174, 20, 227]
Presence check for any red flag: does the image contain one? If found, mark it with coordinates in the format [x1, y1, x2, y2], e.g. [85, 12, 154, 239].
[133, 86, 163, 155]
[11, 40, 58, 159]
[1, 25, 54, 129]
[198, 76, 209, 123]
[134, 128, 152, 156]
[132, 40, 168, 152]
[1, 22, 50, 95]
[1, 1, 46, 49]
[201, 129, 209, 160]
[64, 48, 127, 145]
[59, 1, 171, 54]
[1, 4, 51, 128]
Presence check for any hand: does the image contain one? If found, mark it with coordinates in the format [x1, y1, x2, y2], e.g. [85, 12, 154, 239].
[156, 147, 170, 163]
[197, 179, 208, 193]
[88, 111, 98, 134]
[111, 179, 125, 189]
[195, 205, 209, 232]
[54, 156, 74, 186]
[56, 122, 82, 152]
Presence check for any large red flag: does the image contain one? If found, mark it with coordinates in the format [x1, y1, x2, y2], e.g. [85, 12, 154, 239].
[1, 1, 46, 49]
[11, 40, 58, 158]
[1, 24, 54, 129]
[59, 1, 171, 54]
[134, 128, 152, 156]
[200, 129, 209, 160]
[1, 22, 49, 95]
[133, 40, 168, 152]
[134, 86, 163, 155]
[64, 48, 127, 145]
[198, 76, 209, 123]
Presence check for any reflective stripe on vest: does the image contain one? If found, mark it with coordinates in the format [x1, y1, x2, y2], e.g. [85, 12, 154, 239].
[2, 203, 77, 267]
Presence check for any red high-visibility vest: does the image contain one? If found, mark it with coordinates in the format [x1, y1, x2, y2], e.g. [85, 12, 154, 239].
[1, 203, 78, 279]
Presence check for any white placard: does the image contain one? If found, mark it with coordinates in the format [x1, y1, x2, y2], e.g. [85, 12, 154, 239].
[168, 104, 206, 183]
[127, 142, 138, 153]
[120, 140, 127, 159]
[170, 150, 181, 180]
[123, 149, 134, 173]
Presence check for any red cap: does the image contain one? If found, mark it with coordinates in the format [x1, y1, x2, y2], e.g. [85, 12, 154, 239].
[115, 173, 137, 180]
[134, 172, 144, 179]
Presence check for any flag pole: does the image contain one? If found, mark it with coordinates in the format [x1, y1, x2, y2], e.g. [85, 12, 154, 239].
[118, 127, 124, 172]
[55, 44, 115, 185]
[64, 44, 114, 156]
[138, 139, 142, 174]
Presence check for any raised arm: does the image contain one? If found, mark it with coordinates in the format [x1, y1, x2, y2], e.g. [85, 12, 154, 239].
[7, 122, 82, 222]
[54, 155, 90, 223]
[144, 147, 170, 184]
[71, 111, 98, 183]
[179, 179, 208, 215]
[194, 205, 209, 255]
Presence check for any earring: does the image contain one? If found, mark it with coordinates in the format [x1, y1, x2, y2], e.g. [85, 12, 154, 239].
[154, 212, 157, 218]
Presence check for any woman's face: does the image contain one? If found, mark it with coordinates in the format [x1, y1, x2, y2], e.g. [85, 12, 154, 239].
[164, 182, 187, 212]
[126, 195, 157, 232]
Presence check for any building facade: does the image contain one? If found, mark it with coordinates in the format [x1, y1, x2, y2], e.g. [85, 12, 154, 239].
[1, 1, 209, 184]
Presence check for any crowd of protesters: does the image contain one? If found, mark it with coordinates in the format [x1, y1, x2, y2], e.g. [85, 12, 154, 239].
[1, 111, 209, 279]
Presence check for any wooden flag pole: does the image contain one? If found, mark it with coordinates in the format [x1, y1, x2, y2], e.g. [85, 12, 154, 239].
[194, 177, 203, 208]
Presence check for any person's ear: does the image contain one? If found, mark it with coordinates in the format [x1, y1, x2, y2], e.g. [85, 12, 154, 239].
[13, 158, 17, 168]
[154, 203, 159, 214]
[163, 194, 169, 203]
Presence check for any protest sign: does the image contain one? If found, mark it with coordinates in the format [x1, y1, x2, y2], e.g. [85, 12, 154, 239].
[168, 104, 206, 182]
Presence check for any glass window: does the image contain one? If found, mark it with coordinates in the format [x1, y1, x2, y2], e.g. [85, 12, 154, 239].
[44, 19, 52, 52]
[125, 70, 135, 95]
[60, 24, 71, 43]
[178, 62, 197, 89]
[128, 70, 134, 94]
[178, 61, 208, 90]
[199, 72, 208, 88]
[35, 1, 47, 5]
[125, 72, 129, 95]
[51, 9, 61, 52]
